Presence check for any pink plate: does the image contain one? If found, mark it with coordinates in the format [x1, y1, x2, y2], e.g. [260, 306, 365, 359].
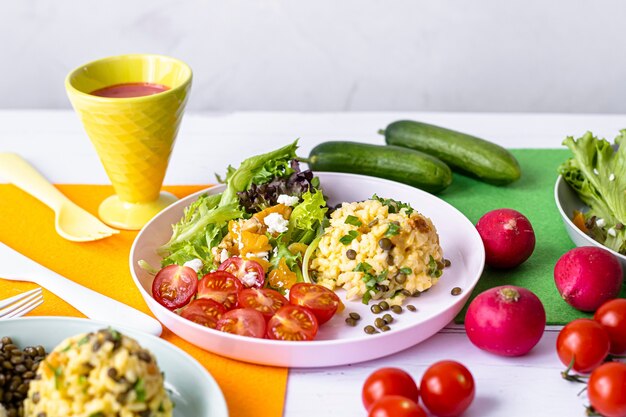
[130, 172, 485, 367]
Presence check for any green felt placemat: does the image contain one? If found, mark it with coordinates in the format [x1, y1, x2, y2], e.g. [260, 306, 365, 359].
[446, 149, 625, 325]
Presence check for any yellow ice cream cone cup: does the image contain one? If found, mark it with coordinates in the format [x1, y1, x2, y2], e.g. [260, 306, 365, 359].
[65, 54, 192, 230]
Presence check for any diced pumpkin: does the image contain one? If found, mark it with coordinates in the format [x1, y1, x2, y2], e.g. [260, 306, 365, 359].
[288, 242, 308, 257]
[253, 204, 292, 226]
[572, 210, 588, 233]
[268, 258, 298, 290]
[240, 230, 272, 255]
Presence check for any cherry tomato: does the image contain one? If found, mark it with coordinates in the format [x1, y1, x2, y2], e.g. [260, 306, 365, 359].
[289, 283, 341, 325]
[218, 256, 265, 288]
[197, 271, 243, 310]
[368, 396, 426, 417]
[556, 318, 610, 373]
[362, 367, 419, 411]
[238, 288, 288, 320]
[152, 265, 198, 310]
[588, 362, 626, 417]
[216, 308, 267, 338]
[594, 298, 626, 354]
[420, 360, 475, 417]
[266, 305, 318, 341]
[179, 298, 226, 329]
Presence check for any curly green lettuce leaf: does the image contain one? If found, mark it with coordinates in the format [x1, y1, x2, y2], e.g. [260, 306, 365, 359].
[288, 190, 328, 244]
[220, 141, 298, 207]
[559, 131, 626, 253]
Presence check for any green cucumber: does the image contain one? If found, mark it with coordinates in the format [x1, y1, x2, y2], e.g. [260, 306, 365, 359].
[307, 141, 452, 194]
[381, 120, 521, 185]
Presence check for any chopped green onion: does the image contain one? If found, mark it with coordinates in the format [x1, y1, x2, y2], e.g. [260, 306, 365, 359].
[339, 230, 359, 245]
[362, 291, 373, 304]
[399, 267, 412, 275]
[372, 194, 414, 215]
[354, 262, 373, 272]
[385, 223, 400, 237]
[344, 215, 362, 227]
[376, 270, 389, 282]
[77, 335, 90, 346]
[134, 378, 146, 402]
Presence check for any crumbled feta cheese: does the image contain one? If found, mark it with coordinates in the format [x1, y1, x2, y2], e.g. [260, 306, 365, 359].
[264, 212, 289, 234]
[241, 271, 259, 287]
[277, 194, 299, 207]
[596, 218, 606, 228]
[220, 249, 230, 263]
[247, 251, 269, 259]
[183, 258, 203, 273]
[608, 227, 617, 237]
[610, 173, 616, 181]
[594, 168, 600, 175]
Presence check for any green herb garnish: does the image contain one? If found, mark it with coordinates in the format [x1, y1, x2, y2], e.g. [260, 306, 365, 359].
[60, 344, 72, 353]
[399, 267, 412, 275]
[339, 230, 359, 245]
[345, 215, 362, 227]
[45, 361, 64, 390]
[89, 413, 105, 417]
[109, 328, 122, 342]
[372, 194, 414, 215]
[134, 377, 146, 402]
[362, 291, 373, 304]
[385, 223, 400, 237]
[77, 335, 90, 346]
[428, 255, 442, 278]
[354, 262, 373, 272]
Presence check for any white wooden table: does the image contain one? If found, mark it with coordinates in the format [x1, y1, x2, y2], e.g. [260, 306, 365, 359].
[2, 110, 626, 416]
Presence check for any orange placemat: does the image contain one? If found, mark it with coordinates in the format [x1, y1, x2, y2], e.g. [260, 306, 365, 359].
[0, 184, 287, 417]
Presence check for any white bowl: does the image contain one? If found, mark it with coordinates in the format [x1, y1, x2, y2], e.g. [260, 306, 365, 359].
[130, 172, 485, 368]
[554, 175, 626, 270]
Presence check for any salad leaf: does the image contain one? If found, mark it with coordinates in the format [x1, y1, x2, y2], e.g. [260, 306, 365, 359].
[288, 190, 328, 244]
[221, 141, 299, 207]
[559, 131, 626, 253]
[269, 241, 303, 282]
[238, 160, 317, 213]
[251, 158, 295, 186]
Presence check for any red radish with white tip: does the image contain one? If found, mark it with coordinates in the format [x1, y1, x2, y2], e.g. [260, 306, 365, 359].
[554, 247, 622, 312]
[465, 285, 546, 356]
[476, 208, 536, 269]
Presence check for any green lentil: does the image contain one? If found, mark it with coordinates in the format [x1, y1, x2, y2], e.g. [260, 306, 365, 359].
[349, 312, 361, 320]
[345, 318, 357, 327]
[364, 326, 377, 334]
[374, 318, 386, 329]
[370, 304, 382, 314]
[391, 305, 403, 314]
[451, 287, 463, 296]
[381, 325, 391, 332]
[395, 274, 406, 284]
[411, 291, 421, 298]
[383, 314, 393, 324]
[379, 301, 390, 311]
[407, 305, 417, 312]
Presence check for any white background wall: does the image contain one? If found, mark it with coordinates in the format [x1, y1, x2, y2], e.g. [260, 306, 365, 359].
[2, 1, 626, 113]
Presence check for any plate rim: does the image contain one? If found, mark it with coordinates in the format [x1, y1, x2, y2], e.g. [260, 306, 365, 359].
[130, 171, 485, 360]
[0, 316, 229, 417]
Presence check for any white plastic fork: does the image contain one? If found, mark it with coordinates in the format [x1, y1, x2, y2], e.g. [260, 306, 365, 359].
[0, 288, 43, 319]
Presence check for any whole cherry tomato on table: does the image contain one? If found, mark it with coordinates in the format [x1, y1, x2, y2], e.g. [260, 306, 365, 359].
[420, 360, 475, 417]
[556, 319, 610, 373]
[594, 298, 626, 354]
[362, 367, 420, 411]
[152, 265, 198, 310]
[368, 396, 426, 417]
[588, 362, 626, 417]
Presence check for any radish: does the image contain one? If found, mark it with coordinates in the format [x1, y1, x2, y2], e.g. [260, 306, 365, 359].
[465, 285, 546, 356]
[475, 208, 535, 269]
[554, 247, 622, 312]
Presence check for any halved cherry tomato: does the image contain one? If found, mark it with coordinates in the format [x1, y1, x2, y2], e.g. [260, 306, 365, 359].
[289, 283, 341, 325]
[368, 396, 426, 417]
[266, 305, 318, 341]
[179, 298, 226, 329]
[152, 265, 198, 310]
[218, 257, 266, 288]
[197, 271, 243, 310]
[556, 318, 610, 373]
[238, 288, 289, 320]
[217, 308, 267, 338]
[362, 368, 420, 411]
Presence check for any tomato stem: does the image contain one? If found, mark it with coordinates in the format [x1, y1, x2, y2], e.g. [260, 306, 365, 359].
[607, 354, 626, 361]
[585, 405, 602, 416]
[561, 358, 589, 384]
